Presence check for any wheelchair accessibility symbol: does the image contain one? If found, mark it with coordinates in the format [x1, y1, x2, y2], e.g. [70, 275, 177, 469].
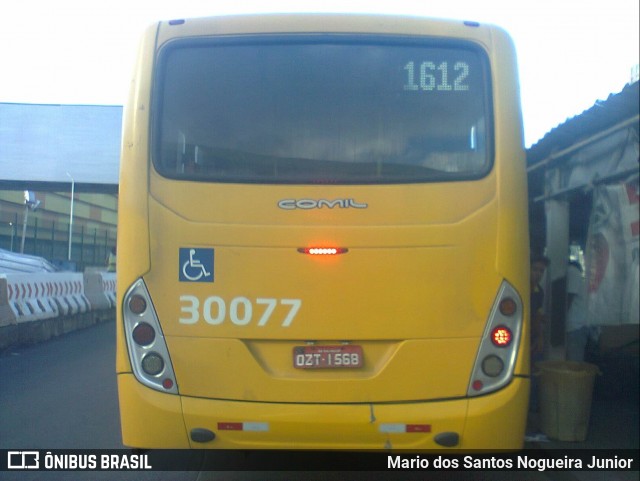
[179, 248, 214, 282]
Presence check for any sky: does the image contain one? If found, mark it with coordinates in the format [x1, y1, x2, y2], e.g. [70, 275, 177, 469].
[0, 0, 638, 147]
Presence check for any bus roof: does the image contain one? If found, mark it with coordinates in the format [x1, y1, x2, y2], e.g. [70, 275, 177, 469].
[154, 13, 506, 50]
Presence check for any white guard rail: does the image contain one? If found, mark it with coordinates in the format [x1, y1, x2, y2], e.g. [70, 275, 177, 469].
[0, 272, 115, 328]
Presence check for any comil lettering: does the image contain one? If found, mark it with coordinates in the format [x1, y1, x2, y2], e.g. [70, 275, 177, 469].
[278, 198, 368, 210]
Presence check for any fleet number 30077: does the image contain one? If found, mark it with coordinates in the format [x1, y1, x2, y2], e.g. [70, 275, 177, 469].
[179, 295, 302, 327]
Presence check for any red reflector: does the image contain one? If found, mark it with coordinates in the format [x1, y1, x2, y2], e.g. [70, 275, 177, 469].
[406, 424, 432, 433]
[297, 247, 348, 255]
[472, 380, 483, 391]
[218, 422, 243, 431]
[162, 378, 174, 389]
[491, 326, 512, 346]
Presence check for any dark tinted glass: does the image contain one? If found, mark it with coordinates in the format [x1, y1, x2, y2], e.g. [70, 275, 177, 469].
[154, 37, 491, 184]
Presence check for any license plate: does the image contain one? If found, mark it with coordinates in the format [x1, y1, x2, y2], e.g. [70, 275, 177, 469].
[293, 345, 363, 369]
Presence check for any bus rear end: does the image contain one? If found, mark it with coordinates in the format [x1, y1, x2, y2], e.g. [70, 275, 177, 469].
[117, 14, 529, 450]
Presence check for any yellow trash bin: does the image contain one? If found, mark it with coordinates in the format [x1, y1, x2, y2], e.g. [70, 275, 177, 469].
[535, 361, 600, 442]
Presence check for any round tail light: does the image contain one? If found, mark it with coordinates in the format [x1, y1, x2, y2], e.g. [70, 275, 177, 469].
[491, 326, 512, 347]
[132, 322, 155, 346]
[499, 297, 517, 316]
[128, 294, 147, 315]
[481, 355, 505, 377]
[141, 353, 164, 376]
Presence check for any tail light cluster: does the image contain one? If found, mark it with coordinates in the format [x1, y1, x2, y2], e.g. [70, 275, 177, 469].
[468, 281, 523, 396]
[123, 278, 178, 394]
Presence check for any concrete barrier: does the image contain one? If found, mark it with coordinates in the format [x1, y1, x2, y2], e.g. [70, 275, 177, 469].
[3, 273, 60, 323]
[48, 273, 91, 316]
[0, 276, 16, 328]
[84, 272, 117, 310]
[0, 271, 116, 351]
[102, 272, 116, 308]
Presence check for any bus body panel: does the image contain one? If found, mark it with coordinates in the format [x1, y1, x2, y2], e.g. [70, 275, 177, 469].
[168, 338, 480, 402]
[463, 375, 529, 448]
[146, 195, 501, 334]
[148, 166, 498, 227]
[116, 22, 158, 375]
[118, 372, 527, 449]
[117, 13, 529, 449]
[117, 374, 190, 448]
[144, 182, 505, 402]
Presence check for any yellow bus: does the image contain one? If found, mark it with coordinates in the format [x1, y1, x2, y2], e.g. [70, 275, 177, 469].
[117, 13, 529, 450]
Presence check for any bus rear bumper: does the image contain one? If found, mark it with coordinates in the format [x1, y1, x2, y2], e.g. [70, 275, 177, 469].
[118, 373, 528, 450]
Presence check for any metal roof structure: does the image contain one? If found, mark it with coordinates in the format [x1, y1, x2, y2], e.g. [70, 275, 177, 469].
[526, 82, 639, 203]
[527, 81, 639, 166]
[0, 103, 122, 193]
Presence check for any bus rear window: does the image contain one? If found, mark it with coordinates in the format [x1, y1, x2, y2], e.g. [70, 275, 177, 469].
[153, 36, 492, 184]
